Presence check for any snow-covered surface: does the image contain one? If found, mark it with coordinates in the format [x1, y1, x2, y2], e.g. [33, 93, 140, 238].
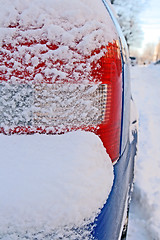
[0, 131, 114, 239]
[0, 0, 117, 134]
[127, 65, 160, 240]
[0, 82, 106, 133]
[0, 0, 117, 84]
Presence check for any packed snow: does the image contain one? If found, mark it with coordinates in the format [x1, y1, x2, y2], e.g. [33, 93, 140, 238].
[127, 65, 160, 240]
[0, 131, 114, 239]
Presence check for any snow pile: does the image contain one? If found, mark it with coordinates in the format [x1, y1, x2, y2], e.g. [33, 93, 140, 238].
[127, 65, 160, 240]
[0, 131, 114, 239]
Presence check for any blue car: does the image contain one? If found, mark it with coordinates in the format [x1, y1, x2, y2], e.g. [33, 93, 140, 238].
[0, 0, 137, 239]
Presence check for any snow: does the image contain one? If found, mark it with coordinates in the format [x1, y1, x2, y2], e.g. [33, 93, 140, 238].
[2, 1, 160, 239]
[0, 0, 117, 134]
[127, 65, 160, 240]
[0, 0, 117, 84]
[0, 131, 114, 239]
[0, 82, 106, 134]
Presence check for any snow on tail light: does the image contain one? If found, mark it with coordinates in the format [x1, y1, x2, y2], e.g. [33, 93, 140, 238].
[0, 40, 122, 162]
[0, 82, 107, 131]
[0, 0, 123, 163]
[33, 83, 107, 128]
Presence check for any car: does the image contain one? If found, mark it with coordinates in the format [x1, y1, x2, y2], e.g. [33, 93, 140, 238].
[154, 59, 160, 65]
[129, 56, 137, 66]
[0, 0, 137, 239]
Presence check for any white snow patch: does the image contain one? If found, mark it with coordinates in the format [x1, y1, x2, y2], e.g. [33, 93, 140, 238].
[0, 131, 114, 239]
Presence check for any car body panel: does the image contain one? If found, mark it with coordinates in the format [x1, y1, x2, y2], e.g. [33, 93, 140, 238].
[102, 0, 132, 157]
[92, 129, 137, 240]
[91, 2, 137, 239]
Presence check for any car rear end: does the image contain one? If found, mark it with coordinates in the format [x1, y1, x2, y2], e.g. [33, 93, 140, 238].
[0, 0, 137, 239]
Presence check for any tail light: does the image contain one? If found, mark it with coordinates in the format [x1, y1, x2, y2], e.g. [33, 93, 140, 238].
[95, 42, 122, 162]
[0, 39, 122, 163]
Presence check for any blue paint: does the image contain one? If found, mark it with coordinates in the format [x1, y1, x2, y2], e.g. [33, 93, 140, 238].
[91, 131, 137, 239]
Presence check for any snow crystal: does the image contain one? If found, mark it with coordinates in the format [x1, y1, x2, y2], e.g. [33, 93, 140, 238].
[0, 131, 114, 239]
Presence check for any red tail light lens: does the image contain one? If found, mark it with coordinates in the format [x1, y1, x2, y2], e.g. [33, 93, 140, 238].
[0, 40, 122, 162]
[95, 41, 122, 162]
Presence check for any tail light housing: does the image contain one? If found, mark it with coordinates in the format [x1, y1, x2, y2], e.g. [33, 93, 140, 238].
[0, 37, 122, 163]
[93, 42, 122, 162]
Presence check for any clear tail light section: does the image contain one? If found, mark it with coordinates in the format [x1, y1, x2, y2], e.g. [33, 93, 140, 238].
[0, 40, 122, 163]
